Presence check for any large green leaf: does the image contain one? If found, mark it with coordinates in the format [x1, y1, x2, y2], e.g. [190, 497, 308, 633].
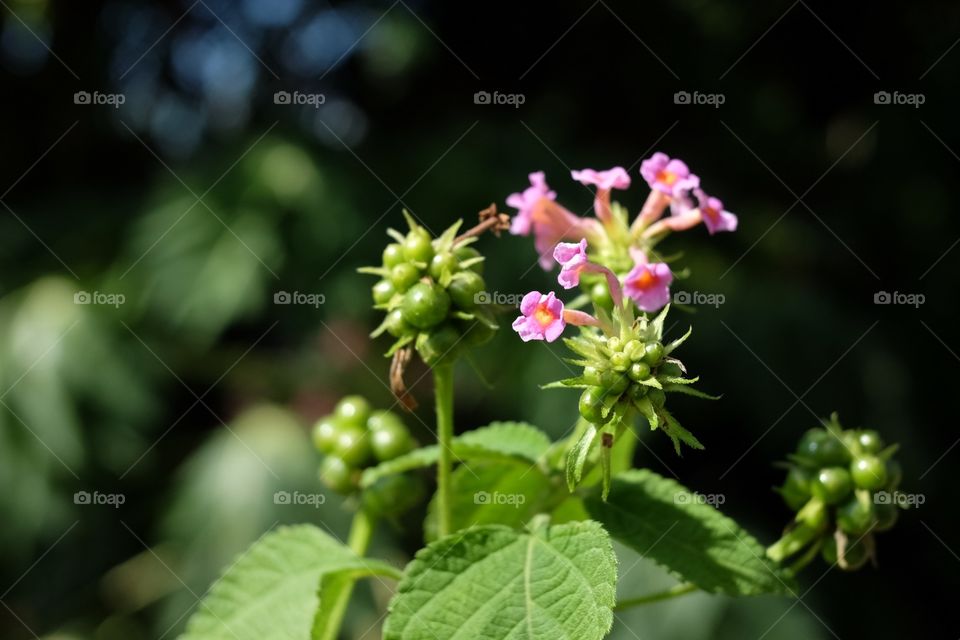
[181, 524, 400, 640]
[384, 521, 616, 640]
[586, 469, 794, 596]
[362, 421, 550, 487]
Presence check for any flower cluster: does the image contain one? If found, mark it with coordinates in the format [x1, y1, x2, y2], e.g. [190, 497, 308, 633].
[362, 213, 497, 366]
[505, 152, 737, 315]
[767, 414, 903, 571]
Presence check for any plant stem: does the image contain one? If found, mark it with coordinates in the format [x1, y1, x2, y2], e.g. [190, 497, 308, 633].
[321, 508, 376, 640]
[614, 582, 698, 610]
[434, 362, 455, 538]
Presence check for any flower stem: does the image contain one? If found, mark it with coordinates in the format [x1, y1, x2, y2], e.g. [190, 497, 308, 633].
[614, 582, 698, 610]
[319, 508, 376, 640]
[434, 362, 456, 537]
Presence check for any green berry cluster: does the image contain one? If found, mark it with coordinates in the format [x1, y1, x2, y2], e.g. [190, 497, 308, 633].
[364, 213, 498, 366]
[773, 415, 903, 571]
[312, 396, 423, 509]
[558, 306, 708, 454]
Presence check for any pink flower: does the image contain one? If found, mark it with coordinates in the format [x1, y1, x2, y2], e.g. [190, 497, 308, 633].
[623, 258, 673, 312]
[640, 152, 697, 196]
[571, 167, 631, 224]
[530, 199, 602, 269]
[507, 171, 556, 236]
[698, 191, 738, 235]
[512, 291, 566, 342]
[554, 239, 589, 289]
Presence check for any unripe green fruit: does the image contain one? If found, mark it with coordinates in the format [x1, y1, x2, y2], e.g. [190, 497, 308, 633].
[372, 279, 396, 305]
[453, 246, 484, 274]
[873, 502, 899, 532]
[836, 495, 875, 535]
[319, 456, 355, 493]
[579, 386, 611, 424]
[810, 467, 853, 504]
[796, 429, 848, 467]
[403, 228, 434, 263]
[610, 352, 631, 372]
[390, 263, 420, 291]
[332, 424, 372, 466]
[583, 366, 603, 387]
[371, 424, 415, 461]
[428, 252, 458, 279]
[362, 473, 426, 517]
[334, 396, 371, 425]
[628, 383, 648, 402]
[382, 243, 405, 268]
[591, 281, 613, 310]
[851, 455, 887, 491]
[855, 430, 884, 454]
[624, 340, 645, 362]
[401, 283, 450, 329]
[385, 309, 412, 337]
[599, 369, 629, 395]
[419, 324, 462, 366]
[627, 361, 651, 382]
[447, 271, 486, 310]
[312, 417, 342, 454]
[642, 342, 664, 365]
[780, 466, 813, 509]
[606, 337, 622, 353]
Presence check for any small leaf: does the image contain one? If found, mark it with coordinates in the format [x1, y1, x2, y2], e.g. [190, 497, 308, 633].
[566, 423, 598, 491]
[540, 377, 588, 390]
[383, 521, 617, 640]
[660, 375, 700, 385]
[633, 397, 659, 431]
[661, 384, 720, 400]
[586, 470, 795, 596]
[312, 559, 403, 640]
[433, 219, 463, 252]
[661, 408, 704, 454]
[649, 303, 671, 337]
[664, 326, 692, 355]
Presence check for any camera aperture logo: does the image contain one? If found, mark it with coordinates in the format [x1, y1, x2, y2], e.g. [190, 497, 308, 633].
[673, 290, 725, 308]
[674, 90, 725, 108]
[74, 90, 126, 108]
[274, 90, 326, 108]
[673, 491, 725, 507]
[473, 90, 525, 108]
[873, 90, 924, 108]
[874, 290, 924, 308]
[474, 291, 524, 306]
[74, 490, 125, 508]
[473, 491, 526, 508]
[75, 290, 125, 308]
[273, 490, 326, 507]
[274, 290, 325, 308]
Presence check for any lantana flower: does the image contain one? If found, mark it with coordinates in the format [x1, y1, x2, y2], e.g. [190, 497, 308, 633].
[512, 291, 566, 342]
[571, 166, 631, 224]
[506, 171, 556, 236]
[636, 152, 699, 230]
[697, 191, 738, 235]
[623, 250, 673, 312]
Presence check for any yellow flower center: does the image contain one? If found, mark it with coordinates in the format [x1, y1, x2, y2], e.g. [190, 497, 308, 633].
[656, 170, 678, 186]
[533, 305, 556, 327]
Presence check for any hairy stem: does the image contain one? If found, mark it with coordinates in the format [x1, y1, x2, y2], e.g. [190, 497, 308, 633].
[320, 508, 375, 640]
[434, 362, 456, 537]
[614, 582, 698, 610]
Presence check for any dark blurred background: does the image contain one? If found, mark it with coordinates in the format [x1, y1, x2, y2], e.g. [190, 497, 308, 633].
[0, 0, 957, 638]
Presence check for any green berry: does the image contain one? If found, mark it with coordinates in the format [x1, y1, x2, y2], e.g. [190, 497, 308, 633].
[579, 386, 611, 424]
[372, 279, 396, 305]
[362, 473, 426, 517]
[403, 228, 434, 263]
[850, 455, 887, 490]
[624, 340, 645, 362]
[810, 467, 853, 504]
[583, 366, 603, 387]
[591, 281, 613, 310]
[796, 428, 848, 467]
[642, 342, 664, 366]
[428, 252, 459, 280]
[453, 246, 483, 274]
[319, 456, 355, 493]
[419, 324, 462, 365]
[401, 282, 450, 329]
[332, 424, 372, 466]
[855, 430, 884, 454]
[836, 495, 875, 535]
[382, 243, 404, 268]
[390, 263, 420, 291]
[370, 424, 415, 461]
[334, 396, 371, 425]
[599, 369, 629, 395]
[627, 361, 651, 382]
[779, 466, 813, 509]
[312, 417, 342, 454]
[447, 271, 486, 310]
[384, 308, 412, 337]
[610, 352, 631, 372]
[873, 502, 899, 532]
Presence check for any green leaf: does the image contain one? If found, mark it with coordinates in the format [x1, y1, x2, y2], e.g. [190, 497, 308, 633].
[181, 525, 400, 640]
[383, 521, 616, 640]
[361, 422, 551, 487]
[566, 423, 598, 491]
[633, 397, 659, 430]
[423, 460, 551, 541]
[586, 470, 795, 596]
[664, 325, 692, 355]
[661, 408, 704, 454]
[661, 384, 720, 400]
[312, 560, 403, 640]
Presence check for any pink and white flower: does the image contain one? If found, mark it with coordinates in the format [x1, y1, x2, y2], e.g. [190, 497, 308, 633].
[553, 239, 589, 289]
[623, 254, 673, 312]
[506, 171, 556, 236]
[571, 166, 631, 224]
[512, 291, 566, 342]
